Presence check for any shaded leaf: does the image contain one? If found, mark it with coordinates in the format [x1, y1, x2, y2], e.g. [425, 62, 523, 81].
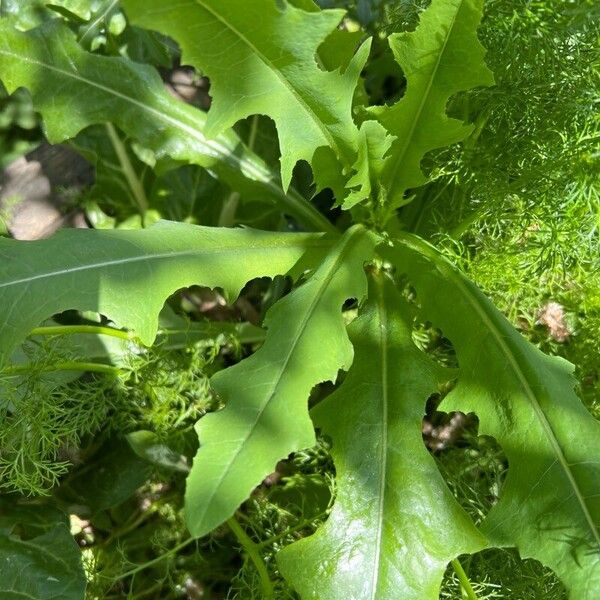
[0, 221, 330, 366]
[387, 234, 600, 598]
[71, 124, 155, 220]
[127, 430, 190, 473]
[0, 501, 85, 600]
[184, 225, 377, 537]
[57, 439, 151, 513]
[278, 272, 485, 599]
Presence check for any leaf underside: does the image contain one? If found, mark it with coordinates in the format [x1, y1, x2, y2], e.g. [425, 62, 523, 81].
[0, 222, 330, 366]
[278, 272, 485, 599]
[184, 226, 377, 537]
[387, 237, 600, 599]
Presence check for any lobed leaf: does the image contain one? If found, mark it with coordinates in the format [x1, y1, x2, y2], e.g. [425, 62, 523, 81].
[0, 20, 332, 231]
[370, 0, 494, 210]
[278, 272, 485, 599]
[344, 119, 395, 209]
[121, 0, 370, 194]
[387, 235, 600, 598]
[184, 225, 377, 537]
[0, 222, 330, 367]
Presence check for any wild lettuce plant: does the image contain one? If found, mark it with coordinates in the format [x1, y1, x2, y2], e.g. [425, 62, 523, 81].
[0, 0, 598, 598]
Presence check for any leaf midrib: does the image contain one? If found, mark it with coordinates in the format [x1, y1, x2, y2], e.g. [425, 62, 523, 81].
[79, 0, 120, 43]
[195, 227, 366, 531]
[0, 46, 275, 185]
[369, 275, 389, 598]
[187, 0, 342, 157]
[400, 235, 600, 551]
[385, 0, 463, 195]
[0, 239, 329, 290]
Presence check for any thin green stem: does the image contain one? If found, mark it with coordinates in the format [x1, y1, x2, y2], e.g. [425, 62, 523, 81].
[248, 114, 260, 151]
[30, 324, 134, 341]
[218, 191, 240, 227]
[284, 186, 338, 234]
[2, 361, 119, 377]
[227, 516, 275, 600]
[257, 509, 329, 549]
[452, 558, 480, 600]
[113, 537, 196, 581]
[105, 121, 149, 219]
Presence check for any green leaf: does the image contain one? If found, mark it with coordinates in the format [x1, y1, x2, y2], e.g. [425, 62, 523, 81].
[0, 501, 85, 600]
[370, 0, 494, 210]
[387, 234, 600, 598]
[184, 225, 377, 537]
[344, 120, 395, 209]
[278, 272, 485, 599]
[0, 221, 330, 367]
[0, 0, 55, 30]
[121, 0, 370, 192]
[57, 439, 152, 513]
[71, 124, 154, 219]
[0, 20, 332, 231]
[127, 430, 190, 473]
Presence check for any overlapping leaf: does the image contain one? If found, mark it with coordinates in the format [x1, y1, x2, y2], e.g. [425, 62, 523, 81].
[184, 226, 377, 537]
[121, 0, 370, 193]
[345, 120, 395, 209]
[370, 0, 494, 210]
[387, 236, 600, 598]
[0, 222, 330, 366]
[278, 273, 485, 599]
[0, 20, 331, 231]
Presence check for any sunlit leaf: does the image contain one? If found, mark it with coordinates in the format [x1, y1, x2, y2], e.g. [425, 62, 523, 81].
[184, 226, 377, 537]
[278, 272, 485, 599]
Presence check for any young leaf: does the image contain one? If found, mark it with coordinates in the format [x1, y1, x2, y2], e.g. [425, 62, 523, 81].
[0, 20, 331, 231]
[0, 222, 330, 366]
[121, 0, 370, 192]
[344, 120, 395, 209]
[387, 235, 600, 598]
[184, 226, 377, 538]
[370, 0, 494, 210]
[0, 501, 85, 600]
[277, 272, 485, 599]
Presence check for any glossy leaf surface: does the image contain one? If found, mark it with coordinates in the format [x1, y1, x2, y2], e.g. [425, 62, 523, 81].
[0, 222, 329, 366]
[278, 273, 485, 599]
[184, 226, 377, 537]
[388, 235, 600, 598]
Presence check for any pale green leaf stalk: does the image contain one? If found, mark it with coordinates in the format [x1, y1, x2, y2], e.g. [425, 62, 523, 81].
[277, 272, 486, 599]
[184, 226, 378, 537]
[387, 235, 600, 599]
[370, 0, 494, 212]
[121, 0, 371, 195]
[0, 20, 333, 232]
[0, 222, 330, 367]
